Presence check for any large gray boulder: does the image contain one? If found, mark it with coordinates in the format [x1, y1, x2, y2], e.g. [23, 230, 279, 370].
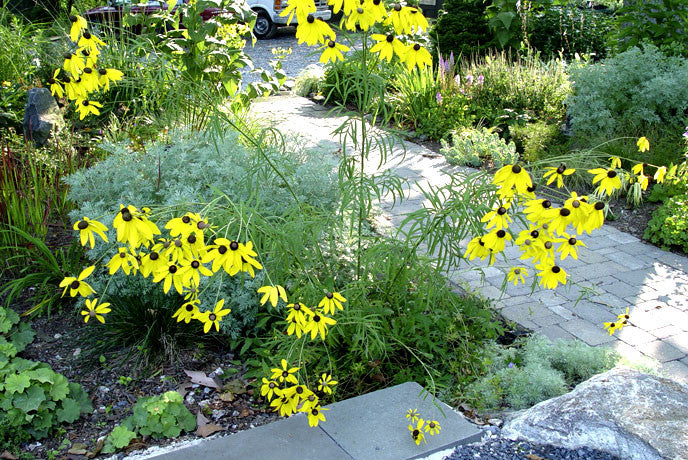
[502, 367, 688, 460]
[23, 87, 64, 147]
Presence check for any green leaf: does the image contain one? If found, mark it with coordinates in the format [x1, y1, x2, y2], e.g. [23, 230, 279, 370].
[12, 385, 46, 413]
[4, 372, 31, 394]
[105, 425, 137, 451]
[27, 367, 55, 384]
[50, 373, 70, 400]
[496, 11, 515, 29]
[57, 397, 82, 423]
[68, 382, 93, 414]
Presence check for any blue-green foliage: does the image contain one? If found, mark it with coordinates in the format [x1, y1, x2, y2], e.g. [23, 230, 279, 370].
[566, 46, 688, 138]
[65, 130, 339, 335]
[467, 335, 619, 410]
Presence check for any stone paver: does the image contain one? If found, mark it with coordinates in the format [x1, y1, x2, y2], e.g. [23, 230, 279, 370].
[250, 95, 688, 384]
[150, 382, 482, 460]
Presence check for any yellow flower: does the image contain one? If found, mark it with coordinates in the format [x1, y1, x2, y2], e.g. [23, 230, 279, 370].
[260, 378, 280, 401]
[79, 67, 100, 93]
[507, 266, 527, 285]
[603, 320, 620, 335]
[47, 69, 64, 98]
[328, 0, 356, 15]
[424, 420, 441, 436]
[317, 292, 346, 315]
[296, 15, 334, 46]
[270, 359, 299, 384]
[75, 99, 102, 120]
[344, 5, 376, 31]
[385, 3, 413, 34]
[73, 217, 109, 249]
[536, 263, 567, 289]
[257, 285, 288, 307]
[139, 250, 168, 278]
[304, 311, 336, 340]
[107, 247, 139, 275]
[80, 298, 111, 324]
[152, 262, 187, 294]
[588, 167, 622, 196]
[406, 408, 419, 422]
[406, 7, 429, 32]
[77, 30, 106, 56]
[617, 307, 630, 323]
[409, 418, 426, 445]
[480, 204, 512, 230]
[63, 76, 85, 101]
[543, 164, 575, 188]
[370, 34, 407, 62]
[59, 265, 96, 297]
[63, 53, 85, 76]
[113, 205, 160, 249]
[69, 14, 88, 42]
[493, 164, 533, 198]
[98, 68, 123, 91]
[307, 405, 327, 427]
[202, 239, 259, 276]
[270, 392, 297, 417]
[464, 236, 491, 262]
[482, 228, 512, 253]
[195, 298, 231, 333]
[637, 136, 650, 152]
[401, 43, 432, 71]
[654, 166, 667, 183]
[172, 300, 200, 324]
[610, 156, 622, 169]
[280, 0, 315, 25]
[1, 81, 10, 87]
[287, 316, 306, 338]
[181, 257, 213, 287]
[319, 39, 350, 63]
[556, 234, 585, 260]
[365, 0, 387, 21]
[318, 373, 337, 394]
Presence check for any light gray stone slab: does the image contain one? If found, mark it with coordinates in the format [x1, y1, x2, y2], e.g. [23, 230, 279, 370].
[320, 382, 482, 460]
[149, 413, 353, 460]
[569, 300, 617, 324]
[660, 360, 688, 384]
[534, 325, 575, 341]
[665, 331, 688, 354]
[616, 326, 658, 346]
[559, 319, 617, 346]
[650, 325, 687, 339]
[636, 340, 686, 363]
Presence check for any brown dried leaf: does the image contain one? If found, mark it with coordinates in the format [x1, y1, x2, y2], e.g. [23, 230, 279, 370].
[239, 408, 250, 418]
[1, 451, 18, 460]
[526, 455, 547, 460]
[67, 443, 89, 455]
[184, 370, 220, 389]
[177, 382, 192, 399]
[196, 410, 210, 427]
[196, 423, 224, 438]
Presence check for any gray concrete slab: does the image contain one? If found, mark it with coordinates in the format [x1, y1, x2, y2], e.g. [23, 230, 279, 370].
[149, 413, 353, 460]
[319, 382, 482, 460]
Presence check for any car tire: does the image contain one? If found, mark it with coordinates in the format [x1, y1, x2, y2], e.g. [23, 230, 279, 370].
[253, 11, 277, 39]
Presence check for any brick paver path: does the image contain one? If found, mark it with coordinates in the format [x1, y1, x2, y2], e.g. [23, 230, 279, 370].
[250, 94, 688, 383]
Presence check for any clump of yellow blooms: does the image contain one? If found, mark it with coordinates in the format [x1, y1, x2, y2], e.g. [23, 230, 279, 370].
[465, 138, 678, 335]
[406, 408, 441, 445]
[47, 14, 123, 119]
[286, 0, 431, 70]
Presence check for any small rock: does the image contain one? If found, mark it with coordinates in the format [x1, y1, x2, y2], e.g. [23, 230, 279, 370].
[55, 354, 62, 360]
[231, 410, 240, 417]
[203, 387, 212, 394]
[23, 87, 65, 147]
[488, 418, 503, 427]
[54, 333, 62, 339]
[212, 409, 226, 420]
[185, 394, 195, 405]
[73, 348, 81, 357]
[98, 385, 110, 393]
[209, 367, 224, 378]
[199, 399, 211, 407]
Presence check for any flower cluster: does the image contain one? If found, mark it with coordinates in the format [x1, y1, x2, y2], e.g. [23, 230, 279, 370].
[261, 360, 337, 427]
[406, 408, 441, 445]
[62, 206, 263, 332]
[604, 307, 630, 335]
[287, 0, 431, 69]
[258, 285, 345, 341]
[46, 14, 122, 119]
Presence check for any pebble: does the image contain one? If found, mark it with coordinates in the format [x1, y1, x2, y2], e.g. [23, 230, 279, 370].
[231, 410, 240, 417]
[199, 399, 211, 407]
[209, 367, 224, 378]
[203, 387, 212, 394]
[54, 333, 62, 339]
[73, 347, 81, 357]
[212, 409, 226, 420]
[487, 418, 503, 427]
[444, 437, 620, 460]
[98, 385, 110, 393]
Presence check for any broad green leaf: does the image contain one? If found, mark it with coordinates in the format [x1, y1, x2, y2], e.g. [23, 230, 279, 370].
[28, 367, 55, 384]
[12, 385, 46, 413]
[49, 374, 69, 400]
[4, 372, 31, 394]
[108, 425, 137, 449]
[57, 398, 82, 423]
[68, 382, 93, 414]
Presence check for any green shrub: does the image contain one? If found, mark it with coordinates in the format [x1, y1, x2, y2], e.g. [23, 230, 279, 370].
[0, 307, 34, 359]
[293, 65, 325, 97]
[430, 0, 492, 59]
[441, 127, 518, 167]
[103, 391, 195, 453]
[566, 46, 688, 139]
[611, 0, 688, 57]
[64, 130, 339, 356]
[644, 193, 688, 253]
[526, 5, 614, 60]
[466, 335, 620, 410]
[463, 51, 570, 129]
[509, 121, 568, 163]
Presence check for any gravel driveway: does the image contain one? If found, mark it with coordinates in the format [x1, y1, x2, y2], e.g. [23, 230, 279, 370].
[241, 27, 323, 84]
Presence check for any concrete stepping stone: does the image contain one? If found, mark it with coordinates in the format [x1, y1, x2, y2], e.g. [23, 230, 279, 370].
[148, 382, 481, 460]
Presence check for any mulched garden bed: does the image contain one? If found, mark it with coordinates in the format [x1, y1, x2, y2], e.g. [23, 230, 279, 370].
[14, 305, 277, 459]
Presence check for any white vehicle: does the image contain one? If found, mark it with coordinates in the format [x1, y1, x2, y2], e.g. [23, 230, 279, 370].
[250, 0, 332, 39]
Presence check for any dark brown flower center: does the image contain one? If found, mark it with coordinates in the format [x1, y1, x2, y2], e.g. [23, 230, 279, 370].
[513, 268, 521, 274]
[326, 292, 333, 299]
[294, 303, 301, 311]
[174, 239, 182, 247]
[150, 252, 159, 260]
[530, 230, 539, 238]
[77, 220, 89, 230]
[182, 215, 190, 223]
[163, 241, 171, 248]
[191, 260, 200, 269]
[328, 40, 335, 48]
[84, 67, 92, 74]
[394, 3, 401, 11]
[594, 202, 604, 211]
[197, 221, 207, 229]
[511, 164, 522, 174]
[209, 313, 216, 321]
[70, 15, 77, 22]
[527, 185, 536, 192]
[496, 230, 506, 238]
[607, 170, 617, 178]
[230, 241, 239, 251]
[307, 15, 314, 23]
[185, 304, 194, 312]
[313, 315, 321, 322]
[282, 371, 289, 377]
[412, 429, 420, 438]
[296, 386, 304, 394]
[544, 241, 553, 249]
[556, 164, 566, 174]
[560, 208, 571, 217]
[552, 266, 561, 273]
[356, 7, 363, 13]
[269, 382, 275, 388]
[119, 251, 126, 258]
[82, 100, 90, 106]
[168, 265, 177, 273]
[70, 280, 80, 289]
[413, 43, 420, 51]
[542, 200, 551, 209]
[99, 68, 107, 75]
[386, 34, 394, 42]
[83, 31, 91, 39]
[188, 234, 197, 244]
[497, 206, 507, 215]
[568, 237, 577, 245]
[218, 245, 227, 254]
[572, 200, 580, 208]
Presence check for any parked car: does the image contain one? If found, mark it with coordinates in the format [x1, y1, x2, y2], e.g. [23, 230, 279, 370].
[250, 0, 331, 39]
[82, 0, 332, 39]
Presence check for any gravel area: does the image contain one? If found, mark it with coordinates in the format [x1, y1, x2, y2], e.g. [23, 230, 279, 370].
[241, 28, 322, 84]
[444, 430, 620, 460]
